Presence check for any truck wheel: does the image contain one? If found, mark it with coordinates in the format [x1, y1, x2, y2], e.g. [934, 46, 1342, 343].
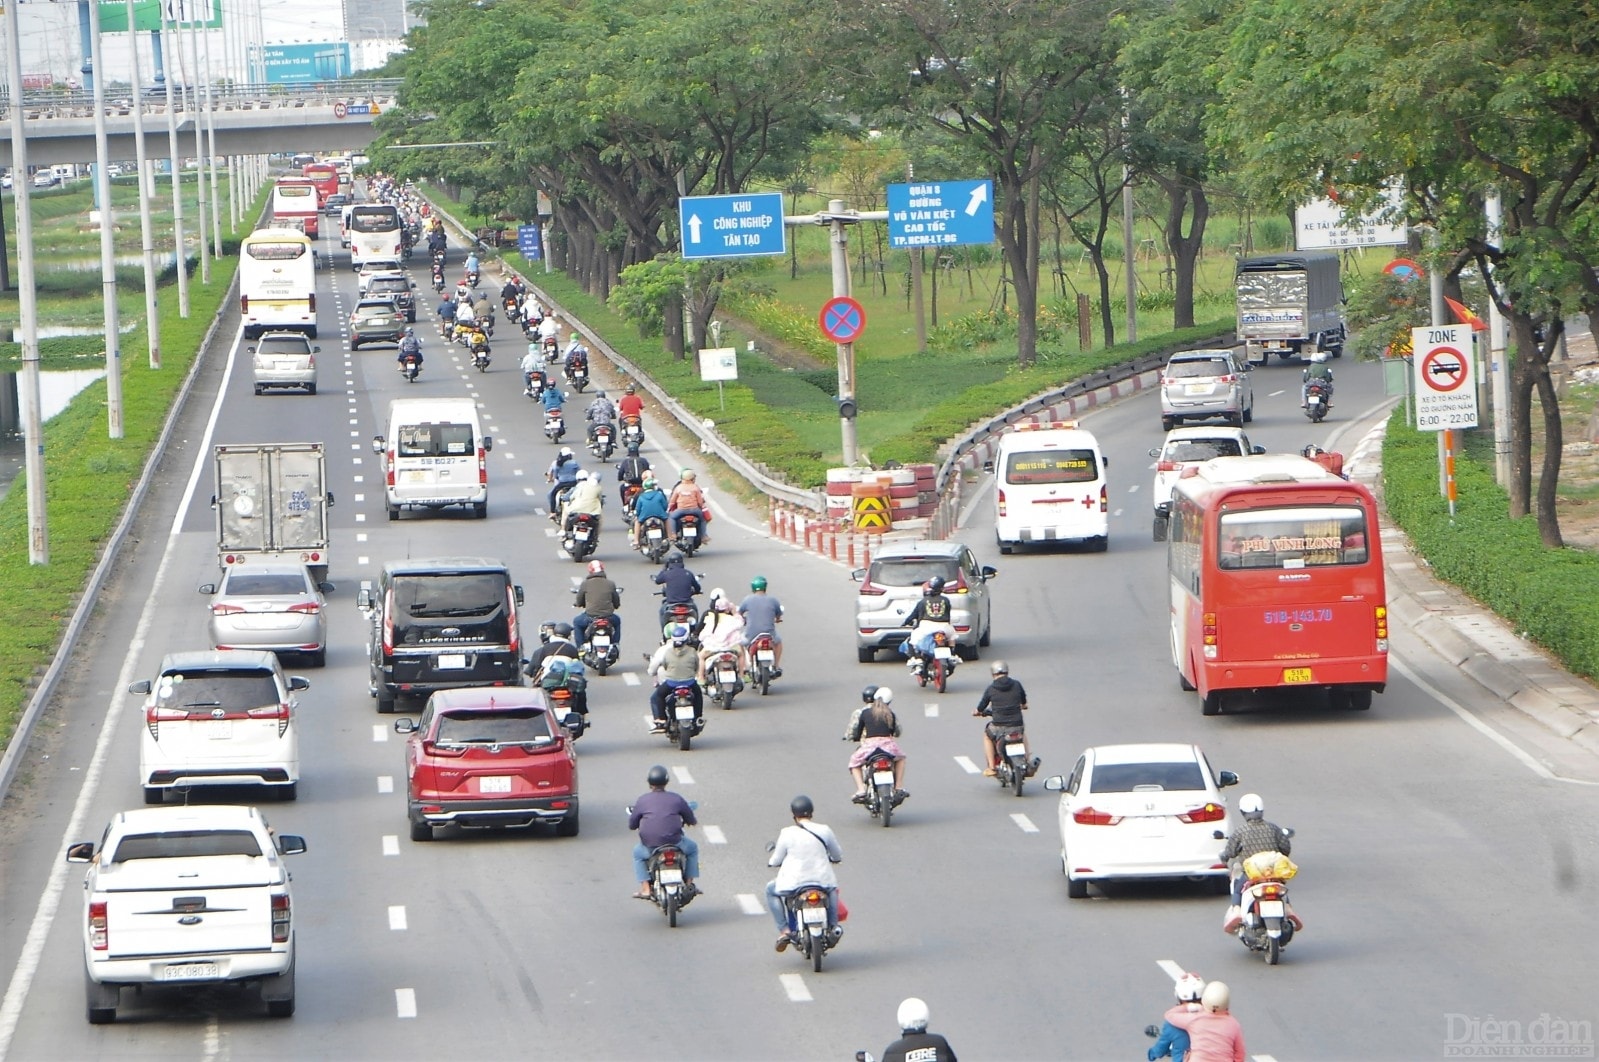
[85, 973, 119, 1024]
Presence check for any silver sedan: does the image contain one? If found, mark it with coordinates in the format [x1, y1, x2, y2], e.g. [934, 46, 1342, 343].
[199, 563, 333, 666]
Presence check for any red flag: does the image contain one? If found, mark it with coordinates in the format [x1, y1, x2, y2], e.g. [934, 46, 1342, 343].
[1444, 297, 1488, 331]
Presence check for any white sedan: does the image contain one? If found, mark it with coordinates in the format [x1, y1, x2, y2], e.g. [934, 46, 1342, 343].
[1148, 426, 1262, 538]
[1044, 743, 1239, 899]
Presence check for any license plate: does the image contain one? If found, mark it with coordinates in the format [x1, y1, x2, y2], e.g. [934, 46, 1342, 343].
[647, 528, 663, 540]
[437, 654, 468, 670]
[675, 705, 696, 721]
[162, 962, 218, 981]
[934, 646, 953, 659]
[479, 776, 512, 793]
[801, 906, 827, 924]
[1257, 900, 1285, 918]
[1282, 667, 1314, 684]
[574, 529, 590, 540]
[683, 526, 698, 538]
[275, 360, 299, 370]
[1184, 383, 1211, 395]
[658, 868, 683, 885]
[592, 635, 611, 648]
[1004, 743, 1026, 758]
[404, 470, 430, 483]
[208, 721, 232, 740]
[756, 650, 775, 662]
[872, 770, 895, 786]
[718, 670, 736, 683]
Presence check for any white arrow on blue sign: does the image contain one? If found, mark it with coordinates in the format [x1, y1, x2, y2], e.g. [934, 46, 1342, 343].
[886, 179, 995, 249]
[679, 192, 787, 260]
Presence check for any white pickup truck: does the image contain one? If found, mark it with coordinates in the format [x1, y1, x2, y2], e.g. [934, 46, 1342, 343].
[66, 805, 306, 1024]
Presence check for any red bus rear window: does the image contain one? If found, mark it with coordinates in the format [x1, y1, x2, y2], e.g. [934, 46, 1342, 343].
[1217, 506, 1368, 570]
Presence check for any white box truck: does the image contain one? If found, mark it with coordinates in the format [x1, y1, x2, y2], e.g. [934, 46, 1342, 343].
[211, 442, 333, 580]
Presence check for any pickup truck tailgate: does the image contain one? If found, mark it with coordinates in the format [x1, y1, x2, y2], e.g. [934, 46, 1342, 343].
[97, 856, 280, 959]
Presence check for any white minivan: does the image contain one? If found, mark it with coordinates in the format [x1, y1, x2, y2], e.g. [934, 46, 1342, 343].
[989, 423, 1109, 553]
[373, 397, 492, 520]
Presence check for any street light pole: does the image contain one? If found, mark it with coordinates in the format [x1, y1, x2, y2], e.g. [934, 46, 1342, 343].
[87, 0, 125, 438]
[129, 0, 162, 367]
[158, 9, 192, 316]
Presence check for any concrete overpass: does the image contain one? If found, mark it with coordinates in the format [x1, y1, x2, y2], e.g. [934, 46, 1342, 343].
[0, 79, 403, 167]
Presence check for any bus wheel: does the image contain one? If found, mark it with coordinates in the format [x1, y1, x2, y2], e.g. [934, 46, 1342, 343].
[1201, 691, 1222, 716]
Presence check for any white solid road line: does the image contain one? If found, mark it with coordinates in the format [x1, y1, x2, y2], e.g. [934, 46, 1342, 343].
[1010, 813, 1040, 833]
[736, 894, 765, 916]
[377, 775, 394, 794]
[0, 326, 250, 1060]
[382, 835, 400, 856]
[388, 906, 407, 931]
[953, 755, 981, 774]
[395, 987, 417, 1019]
[701, 825, 727, 845]
[779, 973, 813, 1003]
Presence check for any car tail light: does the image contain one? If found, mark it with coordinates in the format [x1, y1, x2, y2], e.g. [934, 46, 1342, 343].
[507, 587, 520, 655]
[1157, 460, 1175, 472]
[422, 741, 466, 758]
[857, 576, 887, 597]
[1072, 807, 1123, 826]
[1202, 612, 1218, 660]
[1177, 803, 1227, 824]
[247, 702, 293, 736]
[240, 295, 249, 313]
[146, 704, 187, 739]
[89, 901, 109, 950]
[385, 451, 396, 488]
[382, 590, 395, 655]
[211, 603, 246, 615]
[271, 893, 291, 943]
[1218, 373, 1235, 384]
[479, 447, 488, 486]
[995, 487, 1007, 517]
[288, 602, 321, 615]
[1375, 605, 1388, 651]
[1099, 484, 1107, 513]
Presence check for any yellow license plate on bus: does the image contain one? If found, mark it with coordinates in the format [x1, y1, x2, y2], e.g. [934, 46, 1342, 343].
[1282, 667, 1315, 684]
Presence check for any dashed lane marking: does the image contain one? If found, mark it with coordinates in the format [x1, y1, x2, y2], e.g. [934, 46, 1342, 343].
[924, 703, 938, 717]
[737, 894, 764, 916]
[779, 974, 812, 1003]
[388, 906, 407, 931]
[395, 988, 417, 1018]
[702, 825, 727, 844]
[372, 724, 388, 743]
[377, 775, 394, 794]
[1010, 813, 1039, 833]
[672, 766, 695, 785]
[382, 835, 399, 856]
[954, 755, 980, 774]
[623, 673, 641, 687]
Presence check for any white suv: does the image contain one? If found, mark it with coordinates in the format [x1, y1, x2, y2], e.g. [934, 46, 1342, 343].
[1149, 426, 1263, 539]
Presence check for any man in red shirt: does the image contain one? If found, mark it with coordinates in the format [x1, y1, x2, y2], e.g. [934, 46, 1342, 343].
[618, 383, 645, 421]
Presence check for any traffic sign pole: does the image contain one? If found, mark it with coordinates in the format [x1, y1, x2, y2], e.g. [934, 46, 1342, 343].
[827, 200, 860, 464]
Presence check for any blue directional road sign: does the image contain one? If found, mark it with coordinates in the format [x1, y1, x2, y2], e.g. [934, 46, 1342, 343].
[679, 192, 787, 260]
[886, 179, 995, 250]
[518, 224, 543, 261]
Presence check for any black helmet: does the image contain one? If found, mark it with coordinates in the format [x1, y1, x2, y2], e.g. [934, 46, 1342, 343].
[646, 765, 669, 788]
[924, 576, 946, 595]
[538, 622, 556, 644]
[861, 684, 879, 704]
[552, 622, 574, 638]
[626, 443, 640, 456]
[789, 795, 814, 818]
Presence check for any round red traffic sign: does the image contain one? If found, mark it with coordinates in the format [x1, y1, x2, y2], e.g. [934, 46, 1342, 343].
[819, 296, 866, 344]
[333, 101, 348, 120]
[1420, 346, 1467, 392]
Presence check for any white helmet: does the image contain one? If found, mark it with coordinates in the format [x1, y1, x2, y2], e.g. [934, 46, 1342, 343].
[1201, 981, 1230, 1013]
[873, 687, 893, 706]
[896, 997, 929, 1032]
[1175, 973, 1205, 1003]
[1238, 793, 1264, 820]
[575, 470, 591, 482]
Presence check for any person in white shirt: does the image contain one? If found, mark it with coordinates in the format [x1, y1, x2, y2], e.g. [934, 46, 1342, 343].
[695, 591, 746, 682]
[765, 795, 843, 951]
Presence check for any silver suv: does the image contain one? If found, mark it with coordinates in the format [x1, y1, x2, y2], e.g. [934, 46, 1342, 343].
[851, 541, 997, 662]
[1160, 349, 1254, 430]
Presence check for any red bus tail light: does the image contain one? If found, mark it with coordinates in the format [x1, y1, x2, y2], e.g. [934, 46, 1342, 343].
[1202, 612, 1218, 659]
[1374, 605, 1389, 650]
[1072, 807, 1122, 826]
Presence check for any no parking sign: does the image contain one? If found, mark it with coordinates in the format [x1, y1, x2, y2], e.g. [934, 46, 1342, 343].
[1410, 325, 1479, 430]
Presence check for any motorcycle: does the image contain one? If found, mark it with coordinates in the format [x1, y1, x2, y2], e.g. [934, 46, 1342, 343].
[704, 649, 744, 710]
[565, 358, 590, 393]
[620, 414, 645, 451]
[1217, 832, 1302, 965]
[441, 319, 457, 343]
[589, 422, 616, 462]
[544, 685, 587, 739]
[526, 368, 549, 397]
[542, 335, 560, 363]
[909, 630, 957, 693]
[746, 632, 778, 695]
[781, 885, 841, 973]
[659, 680, 702, 751]
[1303, 380, 1332, 423]
[859, 748, 903, 827]
[465, 269, 480, 287]
[430, 247, 446, 269]
[562, 513, 600, 563]
[466, 330, 492, 371]
[544, 408, 566, 444]
[983, 721, 1032, 797]
[656, 595, 700, 641]
[579, 613, 621, 677]
[673, 512, 705, 557]
[399, 354, 421, 383]
[642, 841, 697, 927]
[503, 296, 522, 323]
[620, 481, 642, 529]
[431, 267, 446, 294]
[637, 516, 671, 563]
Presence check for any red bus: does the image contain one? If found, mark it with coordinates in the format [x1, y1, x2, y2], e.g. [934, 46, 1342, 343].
[301, 162, 340, 206]
[272, 177, 320, 238]
[1166, 454, 1386, 715]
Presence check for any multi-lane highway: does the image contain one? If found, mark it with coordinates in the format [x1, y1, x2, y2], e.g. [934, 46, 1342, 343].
[1, 217, 1596, 1061]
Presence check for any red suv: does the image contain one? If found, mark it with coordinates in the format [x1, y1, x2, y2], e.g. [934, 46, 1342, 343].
[394, 688, 581, 842]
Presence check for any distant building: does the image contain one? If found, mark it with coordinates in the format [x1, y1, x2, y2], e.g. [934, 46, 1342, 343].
[341, 0, 408, 41]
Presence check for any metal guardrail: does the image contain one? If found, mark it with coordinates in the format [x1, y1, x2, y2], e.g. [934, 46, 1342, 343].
[0, 79, 403, 121]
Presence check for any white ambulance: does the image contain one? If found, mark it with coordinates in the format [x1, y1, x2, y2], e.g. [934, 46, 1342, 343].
[989, 422, 1109, 553]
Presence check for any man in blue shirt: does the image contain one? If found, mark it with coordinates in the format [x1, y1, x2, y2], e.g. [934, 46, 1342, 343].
[546, 448, 580, 520]
[629, 765, 699, 899]
[632, 476, 670, 549]
[738, 575, 785, 676]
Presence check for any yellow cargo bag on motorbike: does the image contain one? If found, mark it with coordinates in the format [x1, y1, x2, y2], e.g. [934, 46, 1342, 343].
[1243, 851, 1298, 882]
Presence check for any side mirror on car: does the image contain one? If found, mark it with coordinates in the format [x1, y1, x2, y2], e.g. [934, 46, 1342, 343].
[1043, 775, 1066, 791]
[287, 677, 311, 693]
[198, 583, 217, 595]
[981, 566, 998, 579]
[370, 435, 386, 454]
[276, 835, 308, 856]
[850, 569, 865, 581]
[1251, 446, 1266, 455]
[982, 460, 995, 474]
[128, 680, 152, 696]
[483, 436, 494, 452]
[66, 842, 95, 863]
[1148, 446, 1161, 458]
[393, 718, 418, 735]
[1217, 770, 1240, 788]
[318, 581, 336, 594]
[514, 585, 524, 605]
[356, 588, 373, 611]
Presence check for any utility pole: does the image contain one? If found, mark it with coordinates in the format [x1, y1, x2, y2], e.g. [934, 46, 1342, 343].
[157, 13, 191, 316]
[181, 1, 209, 282]
[129, 0, 161, 366]
[907, 164, 926, 352]
[1485, 189, 1512, 487]
[87, 0, 125, 438]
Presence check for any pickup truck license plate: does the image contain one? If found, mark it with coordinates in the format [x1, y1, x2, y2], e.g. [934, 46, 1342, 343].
[1282, 667, 1314, 684]
[437, 654, 468, 670]
[162, 962, 219, 980]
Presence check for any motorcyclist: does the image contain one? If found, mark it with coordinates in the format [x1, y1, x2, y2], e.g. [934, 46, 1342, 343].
[565, 338, 591, 382]
[617, 443, 652, 508]
[1150, 972, 1206, 1062]
[766, 795, 843, 950]
[545, 447, 581, 517]
[572, 559, 621, 648]
[667, 469, 711, 545]
[522, 622, 587, 718]
[436, 293, 457, 339]
[473, 291, 496, 336]
[541, 381, 566, 417]
[499, 277, 521, 308]
[1163, 982, 1246, 1062]
[632, 475, 670, 549]
[564, 332, 589, 363]
[559, 468, 605, 537]
[464, 251, 480, 281]
[899, 577, 956, 667]
[845, 685, 906, 803]
[586, 390, 616, 445]
[1219, 793, 1292, 928]
[1301, 351, 1334, 408]
[630, 765, 700, 899]
[974, 660, 1038, 778]
[455, 292, 478, 327]
[537, 313, 561, 352]
[695, 590, 746, 684]
[618, 383, 645, 421]
[738, 575, 783, 675]
[646, 624, 703, 732]
[881, 997, 958, 1062]
[520, 346, 543, 396]
[652, 550, 702, 630]
[396, 328, 423, 372]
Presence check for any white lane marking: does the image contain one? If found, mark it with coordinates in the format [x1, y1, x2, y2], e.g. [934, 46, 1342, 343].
[351, 443, 360, 450]
[779, 974, 813, 1003]
[523, 487, 537, 496]
[202, 1016, 220, 1060]
[354, 476, 364, 484]
[1156, 959, 1186, 982]
[672, 766, 695, 785]
[1010, 813, 1039, 833]
[359, 556, 370, 566]
[954, 755, 981, 774]
[356, 513, 366, 521]
[372, 724, 388, 743]
[0, 325, 251, 1058]
[623, 672, 641, 687]
[924, 702, 938, 718]
[352, 456, 362, 465]
[350, 431, 359, 437]
[349, 418, 359, 425]
[544, 527, 557, 538]
[1113, 507, 1124, 517]
[1268, 389, 1287, 397]
[1127, 484, 1140, 493]
[702, 825, 727, 845]
[377, 775, 394, 794]
[354, 493, 365, 502]
[382, 835, 400, 856]
[357, 532, 368, 542]
[513, 469, 524, 477]
[389, 906, 407, 931]
[1255, 1056, 1279, 1061]
[395, 988, 417, 1018]
[737, 893, 765, 916]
